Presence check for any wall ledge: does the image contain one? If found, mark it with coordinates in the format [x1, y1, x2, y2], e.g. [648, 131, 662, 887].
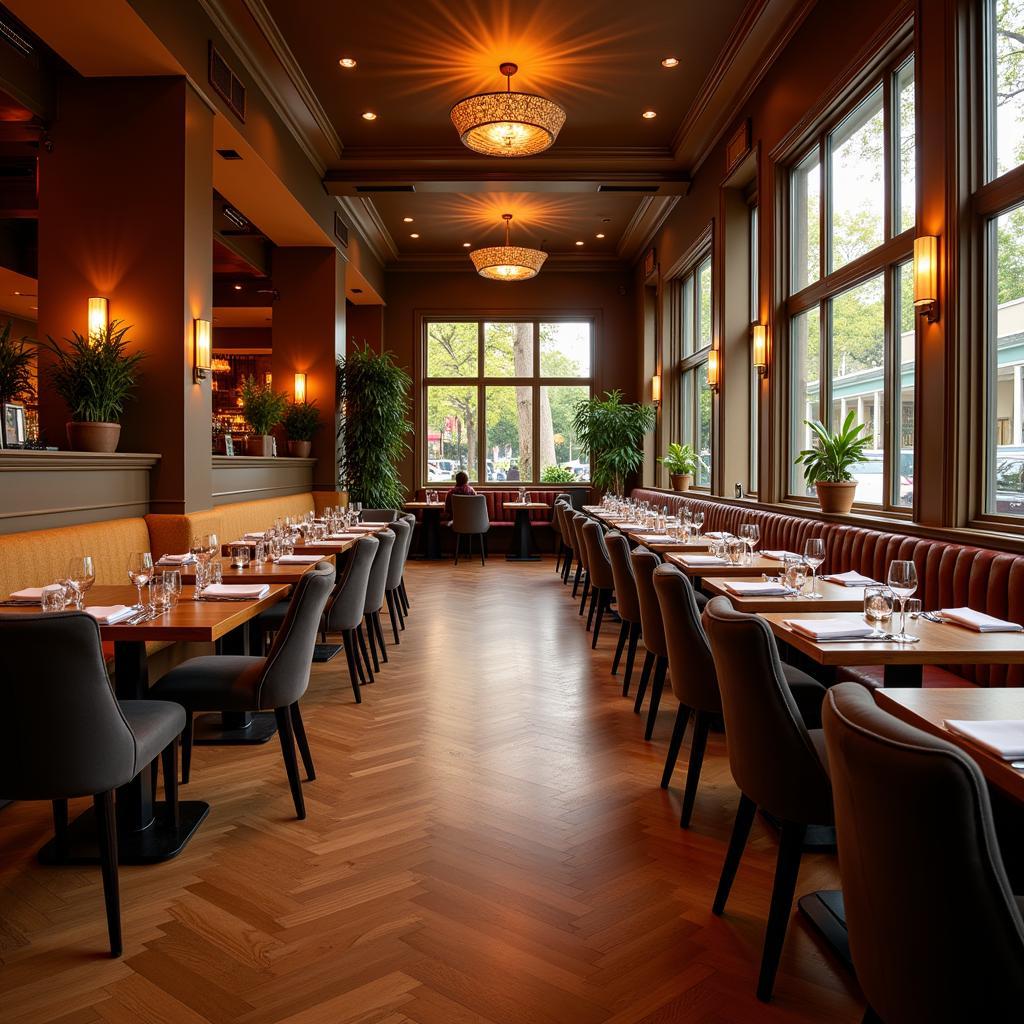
[212, 455, 316, 470]
[0, 451, 161, 472]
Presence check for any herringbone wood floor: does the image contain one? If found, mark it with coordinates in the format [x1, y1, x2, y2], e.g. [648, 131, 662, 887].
[0, 560, 863, 1023]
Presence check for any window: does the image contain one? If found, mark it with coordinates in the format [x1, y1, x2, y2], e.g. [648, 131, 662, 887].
[785, 52, 915, 510]
[422, 319, 592, 484]
[677, 253, 714, 487]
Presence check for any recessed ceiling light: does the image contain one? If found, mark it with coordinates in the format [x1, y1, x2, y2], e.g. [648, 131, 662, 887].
[403, 217, 414, 222]
[410, 233, 420, 238]
[233, 283, 242, 291]
[462, 242, 472, 247]
[661, 57, 680, 68]
[338, 57, 357, 69]
[642, 110, 657, 119]
[362, 111, 377, 121]
[575, 240, 584, 246]
[596, 233, 606, 239]
[13, 290, 21, 295]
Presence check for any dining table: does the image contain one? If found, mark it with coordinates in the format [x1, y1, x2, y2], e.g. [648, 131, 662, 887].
[503, 501, 550, 561]
[1, 582, 290, 864]
[701, 576, 868, 612]
[172, 553, 335, 585]
[665, 552, 784, 578]
[403, 500, 444, 559]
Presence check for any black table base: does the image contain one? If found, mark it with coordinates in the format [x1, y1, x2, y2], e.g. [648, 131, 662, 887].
[415, 507, 444, 560]
[507, 508, 541, 562]
[193, 710, 278, 745]
[798, 890, 853, 972]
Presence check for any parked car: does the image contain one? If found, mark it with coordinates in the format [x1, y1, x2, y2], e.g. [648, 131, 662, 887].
[995, 454, 1024, 514]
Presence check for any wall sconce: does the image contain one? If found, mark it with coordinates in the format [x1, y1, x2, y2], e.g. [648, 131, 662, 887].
[193, 318, 212, 383]
[87, 297, 108, 340]
[707, 348, 720, 392]
[913, 235, 939, 322]
[264, 371, 273, 386]
[752, 323, 768, 377]
[651, 373, 661, 405]
[294, 372, 307, 403]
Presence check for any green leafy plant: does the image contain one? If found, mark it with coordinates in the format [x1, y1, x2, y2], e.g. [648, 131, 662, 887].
[240, 375, 288, 435]
[658, 442, 707, 477]
[283, 399, 322, 441]
[794, 410, 871, 484]
[541, 464, 576, 484]
[571, 389, 655, 494]
[337, 345, 412, 509]
[0, 320, 36, 405]
[42, 320, 144, 422]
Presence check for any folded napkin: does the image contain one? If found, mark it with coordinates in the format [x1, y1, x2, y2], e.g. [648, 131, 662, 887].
[944, 719, 1024, 760]
[242, 532, 267, 540]
[822, 570, 879, 587]
[201, 583, 270, 600]
[9, 586, 53, 603]
[85, 605, 135, 625]
[762, 550, 800, 561]
[612, 522, 643, 530]
[704, 531, 732, 540]
[939, 607, 1024, 633]
[327, 533, 359, 541]
[157, 553, 196, 565]
[636, 534, 672, 543]
[785, 618, 875, 641]
[349, 525, 381, 532]
[276, 554, 321, 564]
[679, 555, 727, 566]
[724, 581, 791, 596]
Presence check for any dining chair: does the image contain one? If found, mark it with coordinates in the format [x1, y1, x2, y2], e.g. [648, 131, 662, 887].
[359, 509, 398, 523]
[330, 538, 379, 694]
[702, 595, 835, 1002]
[567, 510, 587, 594]
[604, 531, 643, 695]
[581, 520, 615, 646]
[0, 612, 186, 955]
[362, 527, 395, 673]
[554, 502, 576, 585]
[397, 512, 416, 612]
[451, 494, 489, 565]
[823, 683, 1024, 1023]
[384, 519, 411, 641]
[629, 547, 669, 740]
[571, 513, 592, 613]
[150, 563, 334, 818]
[552, 493, 573, 569]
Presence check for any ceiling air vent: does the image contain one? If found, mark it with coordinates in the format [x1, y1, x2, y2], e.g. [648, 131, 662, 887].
[354, 184, 415, 193]
[0, 18, 34, 56]
[217, 148, 242, 160]
[333, 212, 349, 248]
[222, 204, 249, 230]
[597, 185, 659, 193]
[209, 42, 246, 122]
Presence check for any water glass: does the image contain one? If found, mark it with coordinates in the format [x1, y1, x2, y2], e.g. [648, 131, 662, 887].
[863, 585, 894, 636]
[231, 544, 251, 569]
[783, 556, 808, 594]
[726, 537, 746, 565]
[149, 580, 169, 614]
[270, 535, 284, 562]
[42, 583, 67, 613]
[161, 569, 181, 608]
[255, 540, 267, 563]
[207, 560, 223, 586]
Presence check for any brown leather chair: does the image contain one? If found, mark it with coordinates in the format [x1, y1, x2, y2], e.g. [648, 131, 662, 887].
[823, 683, 1024, 1023]
[629, 547, 669, 740]
[552, 495, 572, 574]
[702, 595, 834, 1002]
[571, 512, 592, 613]
[554, 502, 576, 585]
[581, 519, 615, 646]
[604, 531, 643, 694]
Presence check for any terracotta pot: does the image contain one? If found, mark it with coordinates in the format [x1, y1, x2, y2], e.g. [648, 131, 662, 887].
[669, 472, 693, 492]
[66, 421, 120, 453]
[287, 439, 312, 458]
[247, 434, 275, 457]
[815, 481, 857, 514]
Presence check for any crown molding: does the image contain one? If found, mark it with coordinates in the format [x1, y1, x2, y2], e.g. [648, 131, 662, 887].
[617, 195, 683, 263]
[333, 144, 677, 165]
[386, 252, 627, 274]
[338, 196, 399, 264]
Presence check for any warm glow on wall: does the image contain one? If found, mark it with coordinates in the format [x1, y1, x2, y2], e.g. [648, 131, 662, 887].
[87, 297, 108, 341]
[707, 349, 720, 391]
[651, 373, 661, 404]
[193, 319, 212, 383]
[294, 372, 307, 403]
[914, 235, 939, 322]
[752, 324, 768, 377]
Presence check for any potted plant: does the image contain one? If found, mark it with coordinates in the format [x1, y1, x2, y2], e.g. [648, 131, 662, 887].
[540, 464, 577, 484]
[240, 375, 288, 456]
[282, 399, 321, 457]
[794, 410, 871, 513]
[337, 345, 412, 508]
[42, 320, 145, 453]
[571, 389, 655, 495]
[658, 442, 707, 491]
[0, 319, 35, 407]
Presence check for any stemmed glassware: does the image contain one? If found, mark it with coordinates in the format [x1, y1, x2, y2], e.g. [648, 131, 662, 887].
[691, 511, 704, 538]
[803, 538, 825, 598]
[161, 569, 182, 609]
[127, 551, 153, 610]
[863, 585, 895, 638]
[740, 524, 760, 565]
[887, 560, 919, 642]
[66, 555, 95, 610]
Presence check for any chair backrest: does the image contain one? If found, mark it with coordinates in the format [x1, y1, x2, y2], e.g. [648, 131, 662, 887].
[0, 612, 141, 799]
[258, 562, 336, 709]
[653, 564, 720, 713]
[571, 513, 590, 570]
[363, 528, 395, 613]
[822, 683, 1024, 1020]
[552, 494, 573, 536]
[702, 596, 833, 824]
[629, 546, 667, 657]
[555, 503, 574, 551]
[328, 538, 378, 632]
[360, 509, 398, 523]
[604, 531, 640, 622]
[451, 494, 489, 534]
[385, 520, 411, 590]
[581, 520, 614, 589]
[398, 511, 416, 530]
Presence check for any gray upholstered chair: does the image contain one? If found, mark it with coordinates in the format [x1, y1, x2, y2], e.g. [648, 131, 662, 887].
[362, 527, 395, 673]
[552, 493, 573, 569]
[581, 520, 615, 646]
[395, 512, 416, 614]
[823, 683, 1024, 1023]
[604, 531, 643, 695]
[629, 547, 669, 740]
[384, 519, 411, 641]
[327, 537, 378, 695]
[151, 563, 334, 819]
[702, 596, 835, 1002]
[451, 494, 489, 565]
[571, 512, 591, 612]
[555, 503, 576, 585]
[0, 612, 185, 955]
[360, 509, 398, 523]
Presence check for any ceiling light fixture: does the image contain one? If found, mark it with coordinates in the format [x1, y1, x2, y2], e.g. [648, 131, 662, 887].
[596, 233, 606, 239]
[450, 62, 566, 158]
[462, 242, 472, 247]
[410, 233, 420, 238]
[361, 111, 377, 121]
[403, 216, 414, 222]
[470, 213, 547, 281]
[661, 57, 680, 68]
[642, 110, 657, 119]
[575, 240, 584, 246]
[338, 57, 357, 69]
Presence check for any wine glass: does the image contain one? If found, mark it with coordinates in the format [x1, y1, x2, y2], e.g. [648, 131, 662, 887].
[204, 532, 219, 562]
[127, 551, 153, 610]
[66, 555, 95, 610]
[740, 524, 760, 565]
[803, 538, 825, 598]
[691, 511, 704, 538]
[887, 560, 919, 642]
[189, 534, 206, 564]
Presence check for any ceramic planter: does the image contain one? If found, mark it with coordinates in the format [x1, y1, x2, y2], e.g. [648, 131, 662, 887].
[247, 434, 275, 457]
[66, 421, 120, 453]
[669, 472, 693, 492]
[287, 439, 312, 458]
[815, 481, 857, 514]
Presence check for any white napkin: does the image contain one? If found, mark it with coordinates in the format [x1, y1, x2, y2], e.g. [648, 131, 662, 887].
[822, 570, 879, 587]
[679, 555, 727, 566]
[784, 618, 875, 640]
[705, 531, 732, 540]
[327, 534, 358, 541]
[242, 532, 266, 540]
[636, 534, 672, 543]
[762, 550, 800, 561]
[201, 583, 270, 600]
[275, 554, 321, 564]
[944, 719, 1024, 760]
[724, 581, 791, 596]
[612, 522, 643, 530]
[157, 553, 195, 564]
[9, 586, 54, 603]
[349, 525, 381, 532]
[939, 607, 1024, 633]
[85, 605, 135, 625]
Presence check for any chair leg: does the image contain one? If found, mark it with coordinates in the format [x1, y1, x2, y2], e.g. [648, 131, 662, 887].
[373, 611, 389, 662]
[713, 793, 757, 915]
[644, 656, 668, 740]
[399, 579, 410, 613]
[385, 591, 401, 644]
[479, 533, 486, 566]
[572, 560, 582, 596]
[661, 704, 691, 789]
[579, 574, 590, 615]
[622, 623, 641, 697]
[365, 613, 380, 672]
[273, 706, 306, 820]
[757, 821, 808, 1002]
[454, 533, 461, 565]
[290, 702, 315, 781]
[356, 623, 375, 683]
[680, 712, 711, 828]
[586, 588, 598, 632]
[181, 712, 194, 784]
[161, 738, 180, 830]
[394, 594, 406, 631]
[342, 631, 363, 703]
[150, 757, 159, 805]
[563, 551, 573, 584]
[633, 651, 655, 714]
[52, 799, 69, 860]
[93, 790, 122, 956]
[611, 620, 629, 674]
[592, 590, 610, 647]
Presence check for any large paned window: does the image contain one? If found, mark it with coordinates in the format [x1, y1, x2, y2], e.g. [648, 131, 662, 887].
[423, 319, 592, 485]
[677, 254, 714, 487]
[786, 52, 916, 509]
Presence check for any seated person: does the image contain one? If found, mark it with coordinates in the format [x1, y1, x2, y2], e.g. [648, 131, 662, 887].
[444, 471, 476, 521]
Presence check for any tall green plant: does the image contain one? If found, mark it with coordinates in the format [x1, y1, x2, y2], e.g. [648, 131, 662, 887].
[240, 375, 288, 435]
[42, 320, 144, 422]
[337, 346, 412, 509]
[0, 320, 35, 404]
[794, 410, 871, 484]
[571, 389, 655, 494]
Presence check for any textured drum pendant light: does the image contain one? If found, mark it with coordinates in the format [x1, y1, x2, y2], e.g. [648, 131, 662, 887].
[470, 214, 547, 281]
[451, 63, 566, 157]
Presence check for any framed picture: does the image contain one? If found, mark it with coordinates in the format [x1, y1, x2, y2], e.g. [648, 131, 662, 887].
[223, 434, 235, 456]
[1, 402, 27, 448]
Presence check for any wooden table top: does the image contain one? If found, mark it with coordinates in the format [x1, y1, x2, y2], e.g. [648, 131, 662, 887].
[666, 553, 781, 578]
[403, 501, 444, 509]
[503, 501, 550, 509]
[0, 583, 290, 643]
[173, 554, 334, 585]
[875, 688, 1024, 803]
[758, 611, 1024, 667]
[702, 576, 867, 612]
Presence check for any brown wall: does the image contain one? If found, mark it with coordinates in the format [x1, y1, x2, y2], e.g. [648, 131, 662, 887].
[212, 326, 272, 350]
[382, 268, 639, 493]
[346, 302, 383, 354]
